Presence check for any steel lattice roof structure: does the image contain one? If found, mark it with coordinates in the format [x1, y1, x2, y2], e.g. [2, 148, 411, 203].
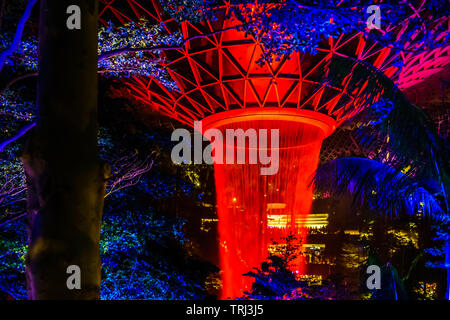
[99, 0, 449, 127]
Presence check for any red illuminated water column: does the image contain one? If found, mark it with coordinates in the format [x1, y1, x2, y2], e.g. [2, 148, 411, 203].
[201, 108, 336, 299]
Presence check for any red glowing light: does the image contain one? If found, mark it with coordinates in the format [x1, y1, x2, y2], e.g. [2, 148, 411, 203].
[202, 109, 335, 299]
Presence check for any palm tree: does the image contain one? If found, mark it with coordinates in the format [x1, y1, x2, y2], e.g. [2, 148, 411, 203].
[314, 55, 450, 299]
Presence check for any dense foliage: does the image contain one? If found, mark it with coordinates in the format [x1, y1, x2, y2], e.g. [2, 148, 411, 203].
[0, 0, 448, 300]
[0, 90, 217, 299]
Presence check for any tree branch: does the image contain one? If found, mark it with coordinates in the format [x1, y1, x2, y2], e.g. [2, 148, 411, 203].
[104, 153, 154, 198]
[0, 121, 36, 152]
[0, 152, 154, 226]
[0, 0, 38, 73]
[1, 72, 38, 94]
[98, 25, 244, 61]
[288, 0, 445, 54]
[0, 212, 26, 227]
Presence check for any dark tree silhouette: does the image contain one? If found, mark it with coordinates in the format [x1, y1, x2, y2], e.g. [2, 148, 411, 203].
[21, 0, 108, 299]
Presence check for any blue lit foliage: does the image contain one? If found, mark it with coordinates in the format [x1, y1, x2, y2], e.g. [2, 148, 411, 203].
[426, 215, 450, 270]
[100, 208, 206, 300]
[96, 103, 213, 299]
[137, 170, 204, 201]
[0, 20, 183, 88]
[0, 89, 31, 217]
[0, 34, 37, 72]
[313, 44, 449, 294]
[314, 156, 449, 294]
[229, 0, 447, 62]
[318, 46, 448, 217]
[355, 93, 447, 182]
[0, 72, 33, 260]
[315, 157, 445, 219]
[98, 20, 183, 90]
[229, 0, 358, 59]
[96, 106, 207, 201]
[161, 0, 449, 65]
[0, 96, 212, 299]
[161, 0, 218, 23]
[0, 154, 25, 215]
[0, 170, 210, 300]
[0, 220, 27, 300]
[0, 204, 209, 300]
[0, 89, 35, 124]
[2, 0, 447, 94]
[97, 154, 211, 299]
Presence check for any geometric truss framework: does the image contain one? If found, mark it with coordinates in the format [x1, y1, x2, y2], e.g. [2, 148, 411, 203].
[99, 0, 449, 128]
[397, 45, 450, 90]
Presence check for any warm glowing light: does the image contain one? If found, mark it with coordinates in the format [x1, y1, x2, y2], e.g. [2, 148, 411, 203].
[203, 108, 335, 299]
[267, 213, 329, 229]
[200, 218, 219, 232]
[267, 203, 287, 210]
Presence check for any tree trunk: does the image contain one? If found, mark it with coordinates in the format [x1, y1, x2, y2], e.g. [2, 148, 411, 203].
[21, 0, 107, 299]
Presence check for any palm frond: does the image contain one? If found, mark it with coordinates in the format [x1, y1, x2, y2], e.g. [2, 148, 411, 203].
[324, 55, 449, 206]
[314, 157, 445, 220]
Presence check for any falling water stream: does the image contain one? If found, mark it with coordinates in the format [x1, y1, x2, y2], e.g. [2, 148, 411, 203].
[206, 118, 329, 299]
